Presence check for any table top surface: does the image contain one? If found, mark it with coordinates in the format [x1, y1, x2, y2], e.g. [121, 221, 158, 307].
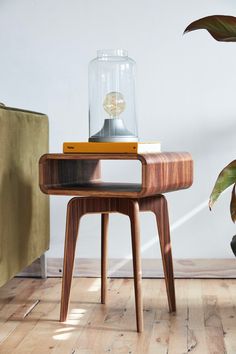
[40, 151, 192, 162]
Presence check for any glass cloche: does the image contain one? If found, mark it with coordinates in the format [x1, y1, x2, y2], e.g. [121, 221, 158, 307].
[88, 49, 138, 142]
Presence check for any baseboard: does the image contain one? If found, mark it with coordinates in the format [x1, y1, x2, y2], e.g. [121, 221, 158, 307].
[19, 258, 236, 278]
[42, 258, 236, 278]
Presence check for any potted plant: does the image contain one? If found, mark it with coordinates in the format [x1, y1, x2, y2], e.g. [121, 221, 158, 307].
[184, 16, 236, 255]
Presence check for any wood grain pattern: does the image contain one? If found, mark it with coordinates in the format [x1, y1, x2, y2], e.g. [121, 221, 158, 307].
[140, 152, 193, 196]
[39, 157, 101, 194]
[39, 152, 193, 198]
[139, 195, 176, 312]
[1, 278, 236, 353]
[59, 195, 175, 332]
[129, 200, 143, 332]
[60, 198, 81, 322]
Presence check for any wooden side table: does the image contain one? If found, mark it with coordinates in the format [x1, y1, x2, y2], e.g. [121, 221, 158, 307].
[39, 152, 193, 332]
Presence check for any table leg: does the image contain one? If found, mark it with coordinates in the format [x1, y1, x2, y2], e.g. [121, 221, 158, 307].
[101, 213, 109, 304]
[129, 201, 143, 333]
[60, 198, 81, 322]
[155, 196, 176, 312]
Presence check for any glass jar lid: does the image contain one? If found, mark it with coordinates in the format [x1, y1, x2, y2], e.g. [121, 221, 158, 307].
[97, 49, 128, 58]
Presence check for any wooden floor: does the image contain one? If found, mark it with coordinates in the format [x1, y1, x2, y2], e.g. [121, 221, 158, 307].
[0, 278, 236, 353]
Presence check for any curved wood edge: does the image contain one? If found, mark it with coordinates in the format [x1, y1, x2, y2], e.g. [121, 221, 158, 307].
[39, 152, 193, 198]
[39, 153, 138, 160]
[39, 151, 192, 161]
[39, 155, 101, 195]
[138, 152, 193, 197]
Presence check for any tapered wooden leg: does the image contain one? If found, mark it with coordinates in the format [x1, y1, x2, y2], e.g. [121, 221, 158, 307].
[129, 201, 143, 333]
[155, 196, 176, 312]
[101, 213, 109, 304]
[60, 198, 81, 322]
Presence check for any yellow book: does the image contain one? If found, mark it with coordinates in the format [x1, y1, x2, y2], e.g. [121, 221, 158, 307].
[63, 142, 161, 154]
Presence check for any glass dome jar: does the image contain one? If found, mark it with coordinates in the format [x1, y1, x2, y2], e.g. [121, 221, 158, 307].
[88, 49, 138, 142]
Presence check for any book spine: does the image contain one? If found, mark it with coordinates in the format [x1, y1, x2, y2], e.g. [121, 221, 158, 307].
[63, 143, 137, 153]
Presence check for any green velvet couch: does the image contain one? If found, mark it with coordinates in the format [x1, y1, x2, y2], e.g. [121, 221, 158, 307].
[0, 105, 49, 287]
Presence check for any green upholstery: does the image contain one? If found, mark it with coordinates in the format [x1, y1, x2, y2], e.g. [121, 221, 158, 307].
[0, 106, 49, 287]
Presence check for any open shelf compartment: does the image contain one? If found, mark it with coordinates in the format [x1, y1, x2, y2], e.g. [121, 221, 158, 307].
[39, 153, 143, 197]
[39, 152, 193, 198]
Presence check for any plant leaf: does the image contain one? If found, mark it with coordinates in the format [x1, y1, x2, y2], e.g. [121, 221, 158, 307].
[230, 184, 236, 223]
[209, 160, 236, 209]
[184, 15, 236, 42]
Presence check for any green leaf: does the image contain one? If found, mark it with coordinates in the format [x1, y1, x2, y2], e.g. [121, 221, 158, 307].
[184, 15, 236, 42]
[209, 160, 236, 209]
[230, 184, 236, 223]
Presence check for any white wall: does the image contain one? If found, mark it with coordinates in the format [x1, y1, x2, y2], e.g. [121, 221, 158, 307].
[0, 0, 236, 260]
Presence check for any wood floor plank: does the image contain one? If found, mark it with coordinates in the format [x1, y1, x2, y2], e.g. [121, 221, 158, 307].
[137, 278, 164, 354]
[51, 278, 118, 354]
[0, 279, 46, 346]
[11, 278, 96, 354]
[209, 279, 236, 354]
[1, 278, 236, 354]
[0, 278, 60, 353]
[167, 279, 188, 354]
[149, 279, 182, 354]
[227, 278, 236, 354]
[0, 279, 34, 313]
[185, 279, 208, 354]
[202, 280, 227, 354]
[74, 278, 134, 353]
